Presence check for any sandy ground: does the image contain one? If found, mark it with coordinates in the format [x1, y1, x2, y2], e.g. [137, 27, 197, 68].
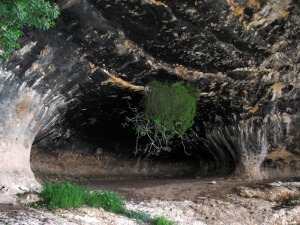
[0, 177, 300, 225]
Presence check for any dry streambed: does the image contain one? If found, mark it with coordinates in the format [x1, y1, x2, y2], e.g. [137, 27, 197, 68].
[0, 179, 300, 225]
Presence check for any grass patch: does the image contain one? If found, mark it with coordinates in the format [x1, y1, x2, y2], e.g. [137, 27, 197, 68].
[154, 216, 174, 225]
[41, 182, 86, 209]
[85, 191, 125, 213]
[123, 210, 153, 223]
[33, 182, 173, 224]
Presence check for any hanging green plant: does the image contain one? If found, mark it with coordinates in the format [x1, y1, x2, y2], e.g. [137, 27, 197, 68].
[145, 81, 199, 135]
[125, 81, 200, 156]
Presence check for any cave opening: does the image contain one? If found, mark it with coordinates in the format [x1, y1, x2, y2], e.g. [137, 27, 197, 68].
[64, 84, 200, 160]
[57, 80, 240, 179]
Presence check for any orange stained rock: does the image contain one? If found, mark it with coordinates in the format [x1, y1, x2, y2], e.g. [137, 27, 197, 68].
[147, 0, 167, 7]
[248, 0, 263, 9]
[102, 73, 145, 91]
[15, 98, 31, 116]
[266, 147, 300, 164]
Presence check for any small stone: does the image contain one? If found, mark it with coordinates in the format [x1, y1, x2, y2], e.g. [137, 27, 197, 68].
[209, 181, 217, 185]
[269, 181, 283, 187]
[95, 147, 103, 155]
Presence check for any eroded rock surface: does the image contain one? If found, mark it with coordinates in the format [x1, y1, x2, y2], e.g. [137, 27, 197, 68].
[0, 0, 300, 189]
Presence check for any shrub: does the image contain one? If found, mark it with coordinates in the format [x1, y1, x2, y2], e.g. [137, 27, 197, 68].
[145, 81, 199, 135]
[125, 81, 200, 155]
[0, 0, 60, 60]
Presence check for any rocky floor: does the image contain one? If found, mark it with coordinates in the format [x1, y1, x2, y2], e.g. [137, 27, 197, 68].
[0, 179, 299, 225]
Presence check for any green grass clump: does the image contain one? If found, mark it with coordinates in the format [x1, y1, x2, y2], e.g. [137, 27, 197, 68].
[123, 210, 152, 223]
[41, 182, 86, 209]
[154, 216, 174, 225]
[38, 182, 173, 224]
[41, 182, 125, 213]
[85, 191, 125, 213]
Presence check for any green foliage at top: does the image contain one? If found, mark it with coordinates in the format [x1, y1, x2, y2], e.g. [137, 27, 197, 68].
[0, 0, 60, 60]
[145, 81, 200, 135]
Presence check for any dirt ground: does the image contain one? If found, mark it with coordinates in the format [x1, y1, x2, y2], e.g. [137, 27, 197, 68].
[1, 175, 300, 225]
[75, 176, 299, 202]
[81, 177, 257, 201]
